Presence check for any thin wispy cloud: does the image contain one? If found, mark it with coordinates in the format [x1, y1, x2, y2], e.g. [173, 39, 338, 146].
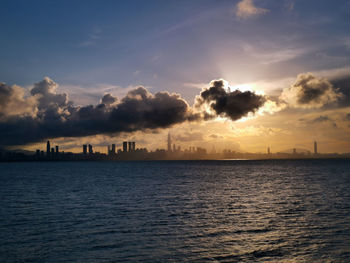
[235, 0, 269, 19]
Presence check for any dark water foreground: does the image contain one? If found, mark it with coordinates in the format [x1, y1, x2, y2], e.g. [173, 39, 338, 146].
[0, 160, 349, 262]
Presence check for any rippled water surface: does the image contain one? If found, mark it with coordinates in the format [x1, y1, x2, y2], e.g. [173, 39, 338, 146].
[1, 160, 350, 262]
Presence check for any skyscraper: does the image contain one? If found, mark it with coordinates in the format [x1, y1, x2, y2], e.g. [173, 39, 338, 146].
[128, 142, 132, 152]
[131, 142, 135, 151]
[46, 141, 50, 156]
[88, 144, 93, 154]
[314, 141, 318, 154]
[267, 147, 270, 155]
[55, 146, 59, 154]
[167, 132, 171, 152]
[111, 144, 116, 155]
[83, 144, 87, 155]
[123, 141, 127, 152]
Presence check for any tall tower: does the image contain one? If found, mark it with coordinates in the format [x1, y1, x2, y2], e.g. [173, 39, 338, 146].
[83, 144, 87, 155]
[314, 141, 318, 155]
[88, 144, 93, 154]
[267, 147, 270, 155]
[46, 140, 50, 156]
[128, 142, 132, 152]
[111, 144, 116, 154]
[123, 141, 127, 152]
[167, 132, 171, 152]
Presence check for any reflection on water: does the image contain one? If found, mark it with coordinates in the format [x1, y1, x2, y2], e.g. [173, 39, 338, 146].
[0, 160, 349, 262]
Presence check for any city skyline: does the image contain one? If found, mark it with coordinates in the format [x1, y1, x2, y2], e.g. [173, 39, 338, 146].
[34, 134, 325, 156]
[7, 135, 347, 160]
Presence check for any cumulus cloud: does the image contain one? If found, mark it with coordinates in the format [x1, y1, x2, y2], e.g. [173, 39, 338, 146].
[236, 0, 269, 19]
[100, 93, 118, 106]
[0, 78, 200, 146]
[280, 73, 343, 108]
[0, 83, 38, 120]
[0, 77, 274, 146]
[194, 79, 266, 121]
[31, 77, 69, 109]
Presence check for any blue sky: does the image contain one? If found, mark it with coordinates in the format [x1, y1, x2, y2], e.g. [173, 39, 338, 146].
[2, 0, 350, 103]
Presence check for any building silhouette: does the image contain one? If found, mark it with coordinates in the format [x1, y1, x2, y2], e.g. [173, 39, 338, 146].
[88, 144, 93, 154]
[55, 146, 59, 154]
[46, 141, 50, 156]
[131, 142, 135, 151]
[111, 144, 116, 155]
[314, 141, 318, 154]
[123, 141, 127, 152]
[167, 133, 171, 152]
[293, 148, 296, 154]
[83, 144, 87, 155]
[267, 147, 270, 155]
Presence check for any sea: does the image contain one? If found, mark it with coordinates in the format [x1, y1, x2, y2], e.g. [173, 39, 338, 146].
[0, 159, 349, 262]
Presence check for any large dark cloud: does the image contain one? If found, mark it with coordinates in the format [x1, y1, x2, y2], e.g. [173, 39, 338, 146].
[194, 79, 266, 121]
[0, 78, 200, 146]
[0, 77, 269, 146]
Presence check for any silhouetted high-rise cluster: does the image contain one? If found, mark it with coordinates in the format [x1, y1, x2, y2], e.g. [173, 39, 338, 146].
[0, 139, 348, 162]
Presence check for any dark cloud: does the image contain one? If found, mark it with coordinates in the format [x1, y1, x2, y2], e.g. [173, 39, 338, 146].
[194, 79, 266, 121]
[299, 115, 337, 128]
[31, 77, 69, 109]
[312, 115, 332, 123]
[345, 113, 350, 121]
[330, 75, 350, 108]
[209, 133, 224, 139]
[0, 78, 200, 146]
[100, 93, 118, 106]
[281, 73, 343, 108]
[0, 77, 272, 146]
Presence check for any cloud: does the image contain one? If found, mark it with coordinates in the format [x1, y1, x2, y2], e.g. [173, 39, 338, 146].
[346, 113, 350, 121]
[312, 115, 332, 123]
[235, 0, 269, 19]
[298, 115, 337, 128]
[100, 93, 118, 106]
[209, 133, 224, 139]
[0, 83, 38, 120]
[0, 77, 272, 146]
[194, 79, 266, 121]
[280, 73, 343, 108]
[0, 78, 201, 146]
[31, 77, 69, 109]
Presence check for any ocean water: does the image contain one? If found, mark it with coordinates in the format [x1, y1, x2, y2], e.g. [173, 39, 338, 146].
[0, 160, 349, 262]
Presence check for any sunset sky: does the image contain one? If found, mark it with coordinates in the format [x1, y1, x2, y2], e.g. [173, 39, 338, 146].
[1, 0, 350, 153]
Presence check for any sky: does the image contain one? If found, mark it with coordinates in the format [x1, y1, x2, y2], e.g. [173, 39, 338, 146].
[1, 0, 350, 153]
